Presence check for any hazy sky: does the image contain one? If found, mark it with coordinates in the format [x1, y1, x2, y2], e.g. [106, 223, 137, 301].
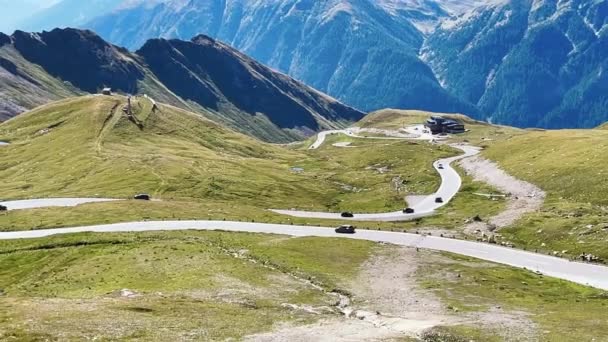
[0, 0, 61, 32]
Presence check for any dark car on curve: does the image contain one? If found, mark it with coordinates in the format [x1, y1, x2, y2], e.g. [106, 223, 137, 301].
[341, 212, 354, 218]
[335, 225, 356, 234]
[435, 197, 444, 203]
[403, 208, 415, 214]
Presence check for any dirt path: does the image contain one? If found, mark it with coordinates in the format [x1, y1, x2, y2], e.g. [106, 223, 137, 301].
[246, 245, 540, 341]
[96, 102, 121, 154]
[246, 248, 460, 341]
[458, 155, 546, 233]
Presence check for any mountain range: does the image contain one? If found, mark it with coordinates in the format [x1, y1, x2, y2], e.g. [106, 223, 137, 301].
[423, 0, 608, 128]
[0, 28, 363, 142]
[2, 0, 607, 129]
[83, 0, 608, 129]
[86, 0, 481, 118]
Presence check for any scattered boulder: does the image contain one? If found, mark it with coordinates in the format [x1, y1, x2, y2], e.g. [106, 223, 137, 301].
[579, 253, 601, 263]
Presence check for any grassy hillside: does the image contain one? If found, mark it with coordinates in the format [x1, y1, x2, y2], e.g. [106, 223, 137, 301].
[483, 129, 608, 260]
[2, 231, 606, 340]
[0, 95, 306, 204]
[0, 231, 375, 340]
[355, 109, 608, 261]
[0, 96, 459, 220]
[0, 96, 510, 232]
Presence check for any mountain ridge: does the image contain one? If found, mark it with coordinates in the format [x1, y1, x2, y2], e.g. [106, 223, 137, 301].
[0, 28, 364, 142]
[83, 0, 607, 129]
[86, 0, 480, 117]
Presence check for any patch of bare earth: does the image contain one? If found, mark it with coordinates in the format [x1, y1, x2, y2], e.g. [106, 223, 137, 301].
[458, 155, 546, 234]
[246, 247, 458, 341]
[247, 246, 539, 341]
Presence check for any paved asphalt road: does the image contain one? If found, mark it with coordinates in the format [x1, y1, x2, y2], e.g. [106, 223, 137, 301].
[277, 128, 479, 222]
[1, 198, 119, 211]
[1, 220, 607, 290]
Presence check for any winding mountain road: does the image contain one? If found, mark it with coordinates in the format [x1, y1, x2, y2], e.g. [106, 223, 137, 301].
[3, 128, 608, 290]
[1, 220, 607, 290]
[278, 128, 478, 221]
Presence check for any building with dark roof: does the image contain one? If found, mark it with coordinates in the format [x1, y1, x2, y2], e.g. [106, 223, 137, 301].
[425, 116, 465, 134]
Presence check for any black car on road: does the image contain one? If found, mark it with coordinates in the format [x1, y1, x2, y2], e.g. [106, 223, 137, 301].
[335, 225, 356, 234]
[435, 197, 444, 203]
[403, 208, 415, 214]
[0, 205, 7, 211]
[341, 212, 354, 218]
[134, 194, 151, 201]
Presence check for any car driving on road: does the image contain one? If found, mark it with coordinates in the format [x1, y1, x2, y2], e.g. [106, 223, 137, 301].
[0, 205, 7, 211]
[134, 194, 151, 201]
[403, 208, 415, 214]
[335, 225, 356, 234]
[341, 212, 354, 218]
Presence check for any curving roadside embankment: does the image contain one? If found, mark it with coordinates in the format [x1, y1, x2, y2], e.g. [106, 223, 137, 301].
[1, 220, 607, 290]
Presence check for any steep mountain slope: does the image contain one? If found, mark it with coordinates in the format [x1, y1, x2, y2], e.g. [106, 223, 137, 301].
[423, 0, 608, 128]
[87, 0, 479, 116]
[0, 28, 363, 142]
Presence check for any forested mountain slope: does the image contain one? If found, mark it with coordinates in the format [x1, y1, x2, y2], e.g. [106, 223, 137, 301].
[423, 0, 608, 128]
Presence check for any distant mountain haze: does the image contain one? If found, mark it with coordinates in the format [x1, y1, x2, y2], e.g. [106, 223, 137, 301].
[0, 0, 59, 32]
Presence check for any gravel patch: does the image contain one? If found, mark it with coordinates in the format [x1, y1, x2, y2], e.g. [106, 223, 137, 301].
[458, 155, 546, 232]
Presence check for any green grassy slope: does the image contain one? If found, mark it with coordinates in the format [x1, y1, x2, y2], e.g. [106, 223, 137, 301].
[419, 252, 608, 341]
[355, 109, 608, 261]
[0, 96, 509, 233]
[0, 95, 308, 205]
[483, 129, 608, 260]
[0, 96, 466, 229]
[0, 231, 375, 340]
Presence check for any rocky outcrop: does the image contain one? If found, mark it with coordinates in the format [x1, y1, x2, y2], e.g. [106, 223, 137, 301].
[11, 28, 144, 93]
